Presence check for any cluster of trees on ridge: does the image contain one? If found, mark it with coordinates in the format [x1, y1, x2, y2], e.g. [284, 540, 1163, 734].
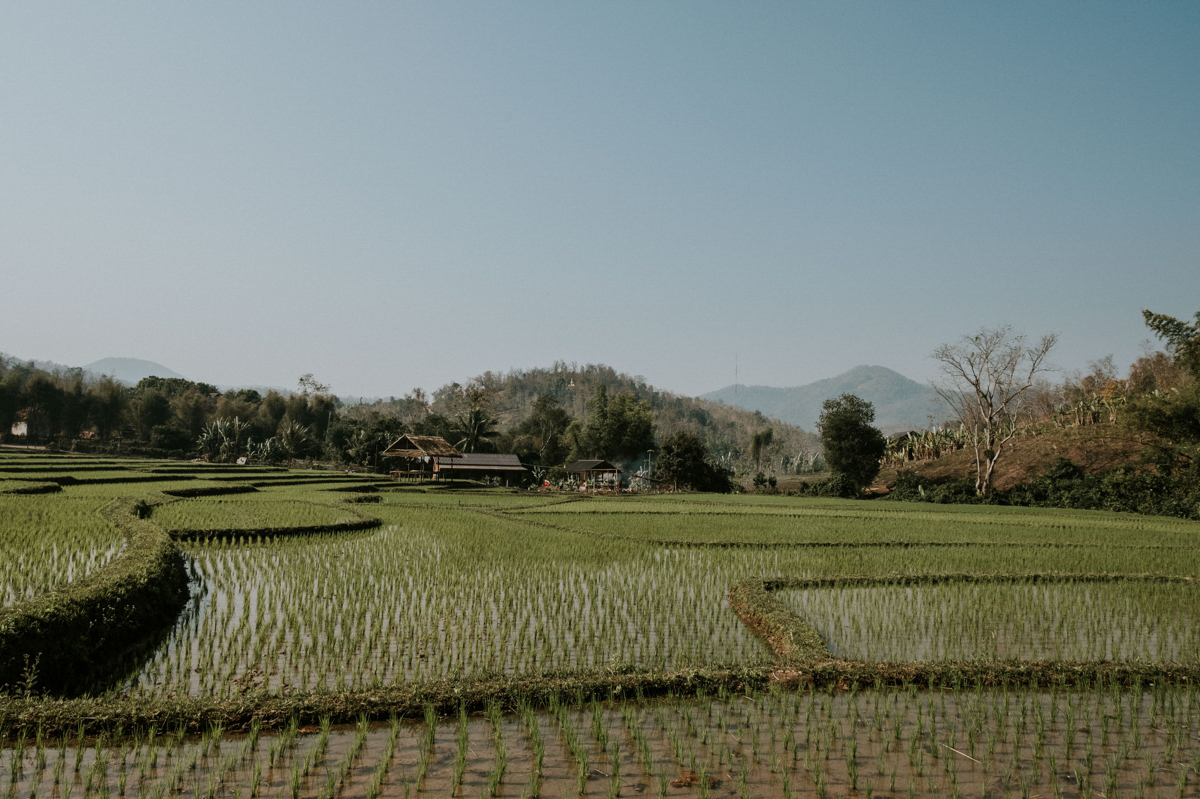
[0, 360, 818, 487]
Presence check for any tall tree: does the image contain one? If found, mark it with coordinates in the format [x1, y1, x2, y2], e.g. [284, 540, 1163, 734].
[932, 325, 1057, 497]
[1142, 308, 1200, 379]
[1124, 308, 1200, 471]
[23, 373, 64, 440]
[87, 376, 127, 440]
[818, 394, 886, 495]
[575, 384, 655, 463]
[513, 393, 573, 465]
[656, 431, 730, 492]
[131, 388, 174, 441]
[751, 427, 774, 472]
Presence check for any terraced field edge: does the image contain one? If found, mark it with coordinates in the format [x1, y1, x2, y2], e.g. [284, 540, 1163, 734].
[0, 496, 190, 694]
[729, 573, 1200, 689]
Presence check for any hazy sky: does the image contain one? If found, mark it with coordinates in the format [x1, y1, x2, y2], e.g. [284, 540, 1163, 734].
[3, 2, 1197, 398]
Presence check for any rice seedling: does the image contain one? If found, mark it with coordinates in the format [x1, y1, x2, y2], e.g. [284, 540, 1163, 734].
[0, 495, 126, 607]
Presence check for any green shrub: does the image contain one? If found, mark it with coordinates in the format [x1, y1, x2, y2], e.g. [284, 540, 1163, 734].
[893, 458, 1200, 519]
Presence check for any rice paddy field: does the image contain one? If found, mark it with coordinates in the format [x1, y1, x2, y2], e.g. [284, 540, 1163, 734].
[3, 448, 1200, 798]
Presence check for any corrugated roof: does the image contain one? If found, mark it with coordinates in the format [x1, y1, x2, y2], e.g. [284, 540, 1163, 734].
[381, 434, 462, 458]
[565, 459, 618, 473]
[440, 453, 528, 472]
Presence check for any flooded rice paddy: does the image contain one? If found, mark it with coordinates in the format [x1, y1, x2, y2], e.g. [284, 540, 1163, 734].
[117, 490, 1200, 697]
[129, 522, 770, 696]
[8, 687, 1200, 798]
[780, 579, 1200, 663]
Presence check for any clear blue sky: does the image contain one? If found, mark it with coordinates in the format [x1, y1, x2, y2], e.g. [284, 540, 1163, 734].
[3, 2, 1197, 398]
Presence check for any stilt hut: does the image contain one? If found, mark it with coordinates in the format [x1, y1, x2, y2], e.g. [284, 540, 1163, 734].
[381, 434, 461, 481]
[564, 459, 621, 492]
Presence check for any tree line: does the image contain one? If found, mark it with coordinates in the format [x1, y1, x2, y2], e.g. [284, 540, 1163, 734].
[0, 358, 817, 488]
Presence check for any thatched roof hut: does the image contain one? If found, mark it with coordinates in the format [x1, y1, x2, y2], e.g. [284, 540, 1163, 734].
[381, 435, 461, 459]
[382, 434, 461, 480]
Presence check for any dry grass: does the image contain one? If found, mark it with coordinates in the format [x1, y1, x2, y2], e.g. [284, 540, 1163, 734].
[876, 423, 1155, 491]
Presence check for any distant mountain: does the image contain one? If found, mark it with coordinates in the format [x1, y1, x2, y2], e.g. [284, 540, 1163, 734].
[83, 357, 187, 385]
[702, 365, 946, 434]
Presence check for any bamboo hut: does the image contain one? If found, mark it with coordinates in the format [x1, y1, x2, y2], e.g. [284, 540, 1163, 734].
[381, 434, 461, 481]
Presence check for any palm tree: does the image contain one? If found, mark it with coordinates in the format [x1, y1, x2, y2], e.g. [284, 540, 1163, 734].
[454, 408, 500, 453]
[278, 421, 315, 464]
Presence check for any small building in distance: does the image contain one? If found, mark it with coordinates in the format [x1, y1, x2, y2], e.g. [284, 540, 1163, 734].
[436, 453, 529, 486]
[381, 434, 461, 480]
[565, 459, 621, 491]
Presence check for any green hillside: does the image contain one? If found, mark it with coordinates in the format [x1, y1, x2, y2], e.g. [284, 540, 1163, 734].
[354, 361, 819, 473]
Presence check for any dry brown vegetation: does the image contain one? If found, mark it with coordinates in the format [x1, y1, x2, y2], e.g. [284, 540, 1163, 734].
[876, 423, 1155, 492]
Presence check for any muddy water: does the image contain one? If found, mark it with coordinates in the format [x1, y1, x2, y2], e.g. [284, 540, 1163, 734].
[5, 688, 1200, 798]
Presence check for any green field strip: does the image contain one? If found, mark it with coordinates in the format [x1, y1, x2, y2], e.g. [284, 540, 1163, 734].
[1, 494, 128, 607]
[5, 446, 1200, 731]
[0, 464, 137, 474]
[46, 474, 200, 487]
[246, 477, 387, 488]
[0, 480, 62, 495]
[147, 466, 288, 474]
[485, 506, 1200, 554]
[166, 516, 383, 541]
[511, 500, 1200, 536]
[152, 497, 382, 540]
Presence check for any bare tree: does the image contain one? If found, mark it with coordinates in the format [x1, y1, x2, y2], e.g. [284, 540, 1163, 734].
[297, 373, 331, 397]
[932, 326, 1057, 497]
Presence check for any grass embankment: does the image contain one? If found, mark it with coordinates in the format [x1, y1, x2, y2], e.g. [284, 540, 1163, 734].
[0, 495, 189, 694]
[0, 666, 771, 735]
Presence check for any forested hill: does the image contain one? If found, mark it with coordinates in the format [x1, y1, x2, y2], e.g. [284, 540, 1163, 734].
[702, 365, 944, 434]
[351, 362, 819, 473]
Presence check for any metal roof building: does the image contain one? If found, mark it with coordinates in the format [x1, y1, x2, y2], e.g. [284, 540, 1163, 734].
[436, 453, 529, 484]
